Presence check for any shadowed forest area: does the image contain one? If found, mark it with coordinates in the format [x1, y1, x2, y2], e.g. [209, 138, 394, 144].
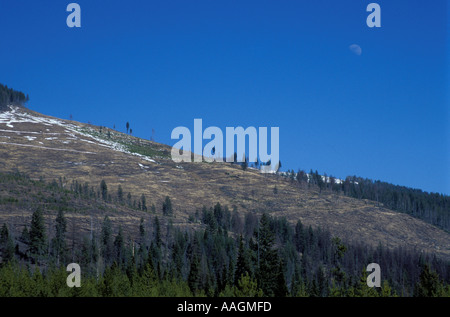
[1, 172, 449, 297]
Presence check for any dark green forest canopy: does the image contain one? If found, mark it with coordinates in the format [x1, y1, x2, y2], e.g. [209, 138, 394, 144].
[1, 173, 450, 297]
[0, 83, 28, 111]
[287, 170, 450, 232]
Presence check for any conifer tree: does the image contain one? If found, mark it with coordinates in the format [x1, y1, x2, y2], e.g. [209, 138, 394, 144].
[234, 235, 251, 285]
[100, 180, 108, 201]
[162, 196, 173, 216]
[274, 260, 288, 297]
[114, 226, 125, 266]
[29, 207, 47, 261]
[0, 224, 15, 263]
[117, 185, 124, 203]
[153, 216, 162, 251]
[414, 264, 442, 297]
[141, 194, 147, 212]
[51, 209, 67, 265]
[255, 213, 279, 296]
[188, 254, 200, 294]
[101, 216, 113, 264]
[233, 272, 263, 297]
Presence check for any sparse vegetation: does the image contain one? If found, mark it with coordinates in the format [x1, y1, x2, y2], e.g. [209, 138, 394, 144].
[1, 95, 449, 297]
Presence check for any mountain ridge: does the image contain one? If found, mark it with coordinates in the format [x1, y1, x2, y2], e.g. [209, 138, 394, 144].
[0, 105, 449, 260]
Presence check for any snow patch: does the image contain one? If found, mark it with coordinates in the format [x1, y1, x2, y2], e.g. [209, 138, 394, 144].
[0, 106, 161, 163]
[0, 141, 97, 154]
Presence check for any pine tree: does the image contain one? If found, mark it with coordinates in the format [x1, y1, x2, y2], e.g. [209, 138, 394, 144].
[354, 269, 379, 297]
[113, 226, 124, 266]
[414, 264, 442, 297]
[0, 224, 15, 264]
[51, 209, 67, 265]
[29, 207, 47, 261]
[380, 280, 396, 297]
[255, 213, 279, 296]
[101, 216, 113, 264]
[153, 217, 162, 249]
[274, 260, 288, 297]
[138, 262, 158, 296]
[100, 180, 108, 201]
[117, 185, 124, 203]
[123, 193, 130, 207]
[188, 254, 200, 294]
[331, 237, 347, 287]
[233, 272, 263, 297]
[234, 235, 251, 285]
[242, 155, 248, 171]
[20, 226, 30, 245]
[162, 196, 173, 216]
[141, 194, 147, 212]
[139, 218, 145, 244]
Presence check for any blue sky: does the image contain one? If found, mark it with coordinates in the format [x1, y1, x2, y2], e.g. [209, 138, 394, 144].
[0, 0, 448, 194]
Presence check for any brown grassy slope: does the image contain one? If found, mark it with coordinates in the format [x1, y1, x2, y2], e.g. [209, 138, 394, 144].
[0, 106, 449, 259]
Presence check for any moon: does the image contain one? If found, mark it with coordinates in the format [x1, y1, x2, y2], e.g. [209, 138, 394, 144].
[349, 44, 362, 56]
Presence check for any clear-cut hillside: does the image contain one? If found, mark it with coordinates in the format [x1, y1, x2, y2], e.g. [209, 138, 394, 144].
[0, 105, 449, 260]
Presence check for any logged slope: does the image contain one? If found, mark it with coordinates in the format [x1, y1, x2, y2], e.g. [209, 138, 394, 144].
[0, 105, 449, 260]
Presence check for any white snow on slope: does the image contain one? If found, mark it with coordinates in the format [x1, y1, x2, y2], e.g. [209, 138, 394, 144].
[0, 142, 97, 154]
[0, 106, 159, 163]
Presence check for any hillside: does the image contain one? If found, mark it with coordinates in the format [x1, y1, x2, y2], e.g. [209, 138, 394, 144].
[0, 104, 449, 262]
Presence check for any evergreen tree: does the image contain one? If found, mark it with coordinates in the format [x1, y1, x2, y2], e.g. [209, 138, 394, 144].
[188, 254, 200, 294]
[414, 264, 442, 297]
[29, 207, 47, 261]
[51, 209, 67, 265]
[20, 226, 30, 245]
[233, 272, 263, 297]
[242, 156, 248, 171]
[0, 224, 15, 264]
[113, 226, 124, 266]
[101, 216, 113, 264]
[153, 217, 162, 249]
[138, 262, 158, 296]
[139, 218, 145, 244]
[127, 192, 132, 207]
[141, 194, 147, 212]
[117, 185, 124, 203]
[100, 180, 108, 201]
[354, 269, 379, 297]
[331, 237, 347, 287]
[234, 235, 251, 285]
[162, 196, 173, 216]
[255, 213, 279, 296]
[274, 260, 288, 297]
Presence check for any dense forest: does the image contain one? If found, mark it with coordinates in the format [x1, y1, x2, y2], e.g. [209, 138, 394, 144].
[0, 83, 28, 111]
[282, 169, 450, 232]
[0, 172, 449, 297]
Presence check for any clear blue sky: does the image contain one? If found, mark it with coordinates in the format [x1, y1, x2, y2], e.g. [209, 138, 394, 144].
[0, 0, 448, 194]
